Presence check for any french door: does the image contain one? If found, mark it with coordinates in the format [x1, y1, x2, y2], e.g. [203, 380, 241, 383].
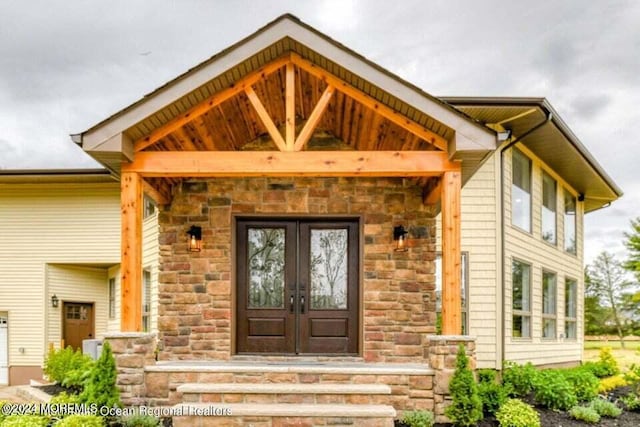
[236, 219, 359, 355]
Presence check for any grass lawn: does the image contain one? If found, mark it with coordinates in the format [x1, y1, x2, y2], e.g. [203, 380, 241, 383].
[584, 340, 640, 370]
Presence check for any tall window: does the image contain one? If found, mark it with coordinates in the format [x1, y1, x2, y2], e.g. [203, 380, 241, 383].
[435, 252, 468, 334]
[542, 172, 557, 244]
[142, 269, 151, 332]
[565, 278, 578, 339]
[143, 196, 156, 219]
[564, 191, 577, 254]
[108, 278, 116, 319]
[511, 149, 532, 232]
[512, 260, 531, 338]
[542, 270, 557, 339]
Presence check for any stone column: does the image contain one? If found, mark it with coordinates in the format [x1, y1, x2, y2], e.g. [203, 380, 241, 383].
[425, 335, 476, 423]
[103, 332, 157, 406]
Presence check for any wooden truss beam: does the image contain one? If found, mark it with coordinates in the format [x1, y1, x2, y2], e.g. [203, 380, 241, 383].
[142, 178, 170, 205]
[245, 86, 287, 151]
[422, 177, 442, 205]
[441, 170, 462, 335]
[133, 56, 289, 152]
[290, 53, 449, 152]
[120, 171, 143, 332]
[122, 150, 460, 178]
[294, 84, 335, 151]
[285, 62, 295, 151]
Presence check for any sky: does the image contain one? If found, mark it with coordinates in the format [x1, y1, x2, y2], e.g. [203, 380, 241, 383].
[1, 0, 638, 265]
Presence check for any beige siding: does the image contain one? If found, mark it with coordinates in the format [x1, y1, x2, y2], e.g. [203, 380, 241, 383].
[0, 183, 120, 367]
[106, 265, 121, 333]
[437, 155, 500, 368]
[503, 144, 584, 365]
[142, 208, 160, 333]
[46, 265, 109, 349]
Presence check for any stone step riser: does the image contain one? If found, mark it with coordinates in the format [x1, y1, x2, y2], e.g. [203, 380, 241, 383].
[183, 393, 390, 405]
[173, 415, 394, 427]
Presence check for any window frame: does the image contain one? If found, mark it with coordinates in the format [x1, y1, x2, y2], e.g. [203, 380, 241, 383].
[108, 277, 116, 319]
[511, 148, 532, 233]
[564, 189, 577, 255]
[542, 269, 557, 340]
[142, 269, 151, 332]
[511, 259, 532, 339]
[541, 172, 557, 245]
[565, 277, 578, 340]
[143, 196, 156, 219]
[435, 251, 469, 335]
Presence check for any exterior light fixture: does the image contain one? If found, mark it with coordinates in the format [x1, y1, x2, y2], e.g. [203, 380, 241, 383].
[393, 225, 409, 252]
[51, 294, 59, 308]
[187, 225, 202, 252]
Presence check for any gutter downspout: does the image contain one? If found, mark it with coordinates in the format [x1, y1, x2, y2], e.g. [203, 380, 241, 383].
[499, 112, 552, 369]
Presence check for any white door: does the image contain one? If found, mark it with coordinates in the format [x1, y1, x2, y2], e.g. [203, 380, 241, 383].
[0, 316, 8, 385]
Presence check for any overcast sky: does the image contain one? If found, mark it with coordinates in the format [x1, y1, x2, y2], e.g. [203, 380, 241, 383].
[1, 0, 638, 265]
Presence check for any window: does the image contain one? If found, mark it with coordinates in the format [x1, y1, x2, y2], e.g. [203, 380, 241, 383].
[565, 278, 578, 339]
[511, 149, 532, 232]
[142, 269, 151, 332]
[512, 260, 531, 338]
[564, 191, 577, 254]
[435, 252, 468, 334]
[143, 196, 156, 219]
[542, 172, 557, 244]
[108, 278, 116, 319]
[542, 270, 557, 339]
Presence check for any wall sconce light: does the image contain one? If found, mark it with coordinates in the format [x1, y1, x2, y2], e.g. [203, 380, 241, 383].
[393, 225, 409, 252]
[187, 225, 202, 252]
[51, 294, 59, 308]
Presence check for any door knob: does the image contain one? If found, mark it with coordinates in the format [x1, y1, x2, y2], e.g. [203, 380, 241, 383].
[290, 295, 294, 313]
[300, 295, 305, 314]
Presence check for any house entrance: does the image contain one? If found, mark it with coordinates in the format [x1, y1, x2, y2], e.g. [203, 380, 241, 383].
[63, 302, 94, 350]
[236, 219, 359, 355]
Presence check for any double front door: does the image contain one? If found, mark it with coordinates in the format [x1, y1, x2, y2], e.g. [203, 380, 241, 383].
[236, 219, 359, 355]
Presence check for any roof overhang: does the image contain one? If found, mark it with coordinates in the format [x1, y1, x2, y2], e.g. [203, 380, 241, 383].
[73, 14, 496, 184]
[443, 97, 622, 213]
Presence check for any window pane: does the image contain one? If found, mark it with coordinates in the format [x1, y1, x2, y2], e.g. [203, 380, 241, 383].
[543, 318, 556, 339]
[248, 228, 285, 309]
[542, 173, 557, 244]
[564, 191, 577, 254]
[565, 279, 577, 318]
[512, 150, 531, 232]
[513, 315, 530, 338]
[542, 271, 556, 315]
[310, 229, 348, 309]
[512, 261, 531, 311]
[565, 321, 577, 339]
[108, 278, 116, 319]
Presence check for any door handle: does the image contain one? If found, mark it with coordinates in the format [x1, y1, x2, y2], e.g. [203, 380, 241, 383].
[290, 295, 294, 314]
[300, 295, 305, 314]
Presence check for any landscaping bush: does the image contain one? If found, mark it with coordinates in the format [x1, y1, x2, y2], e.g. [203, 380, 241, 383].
[623, 363, 640, 394]
[53, 415, 104, 427]
[495, 398, 540, 427]
[79, 341, 121, 409]
[0, 415, 49, 427]
[49, 392, 81, 405]
[569, 406, 600, 424]
[501, 361, 537, 397]
[532, 369, 577, 411]
[598, 375, 628, 393]
[583, 347, 619, 378]
[561, 367, 599, 402]
[444, 344, 483, 426]
[620, 392, 640, 411]
[400, 410, 434, 427]
[477, 369, 508, 416]
[43, 346, 94, 392]
[589, 397, 622, 417]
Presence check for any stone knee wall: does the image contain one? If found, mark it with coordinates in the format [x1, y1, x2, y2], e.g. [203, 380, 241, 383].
[157, 177, 437, 362]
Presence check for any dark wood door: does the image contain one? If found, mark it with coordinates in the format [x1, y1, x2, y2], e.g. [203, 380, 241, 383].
[236, 219, 359, 355]
[63, 302, 94, 350]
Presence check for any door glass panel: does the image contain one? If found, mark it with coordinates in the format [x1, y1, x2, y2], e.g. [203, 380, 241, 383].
[310, 229, 348, 309]
[247, 228, 285, 308]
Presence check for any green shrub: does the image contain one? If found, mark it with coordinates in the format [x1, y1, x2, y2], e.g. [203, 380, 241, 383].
[495, 398, 540, 427]
[477, 369, 508, 416]
[569, 406, 600, 424]
[444, 344, 482, 426]
[589, 397, 622, 417]
[624, 363, 640, 394]
[532, 369, 577, 410]
[43, 346, 94, 391]
[502, 361, 537, 397]
[561, 367, 599, 402]
[0, 401, 11, 424]
[53, 415, 104, 427]
[49, 391, 82, 405]
[400, 410, 434, 427]
[620, 392, 640, 411]
[79, 341, 121, 409]
[583, 347, 619, 378]
[0, 415, 49, 427]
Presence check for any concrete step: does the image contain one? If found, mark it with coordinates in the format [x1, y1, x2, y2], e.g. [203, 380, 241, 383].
[177, 382, 391, 395]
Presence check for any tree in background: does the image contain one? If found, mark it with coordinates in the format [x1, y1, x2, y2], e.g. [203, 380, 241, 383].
[586, 251, 633, 347]
[624, 217, 640, 281]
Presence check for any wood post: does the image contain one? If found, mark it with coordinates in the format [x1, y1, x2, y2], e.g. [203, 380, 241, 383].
[441, 170, 462, 335]
[121, 171, 143, 332]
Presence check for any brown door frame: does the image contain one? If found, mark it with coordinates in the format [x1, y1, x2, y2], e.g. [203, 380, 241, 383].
[61, 301, 95, 350]
[234, 216, 361, 356]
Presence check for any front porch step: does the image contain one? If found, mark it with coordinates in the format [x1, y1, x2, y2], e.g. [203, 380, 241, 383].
[178, 382, 391, 395]
[171, 403, 396, 427]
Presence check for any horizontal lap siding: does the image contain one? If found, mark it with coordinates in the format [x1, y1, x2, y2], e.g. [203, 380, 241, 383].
[0, 183, 120, 366]
[437, 155, 499, 368]
[143, 213, 159, 333]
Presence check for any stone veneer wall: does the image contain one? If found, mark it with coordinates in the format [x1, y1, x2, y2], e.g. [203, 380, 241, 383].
[157, 177, 437, 362]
